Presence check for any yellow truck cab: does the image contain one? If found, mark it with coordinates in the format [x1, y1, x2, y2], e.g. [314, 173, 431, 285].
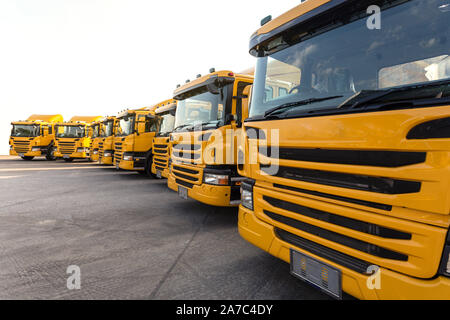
[90, 120, 103, 162]
[238, 0, 450, 300]
[151, 99, 177, 179]
[167, 69, 253, 207]
[9, 114, 63, 161]
[113, 107, 159, 174]
[54, 116, 103, 162]
[98, 116, 117, 165]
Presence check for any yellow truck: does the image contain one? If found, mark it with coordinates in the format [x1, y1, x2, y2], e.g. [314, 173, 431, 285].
[54, 116, 103, 162]
[151, 99, 177, 179]
[238, 0, 450, 299]
[90, 120, 103, 162]
[113, 106, 159, 175]
[98, 116, 117, 165]
[167, 69, 253, 206]
[9, 114, 63, 161]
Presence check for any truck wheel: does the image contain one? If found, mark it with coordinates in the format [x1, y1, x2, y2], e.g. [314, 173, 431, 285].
[64, 158, 74, 162]
[144, 157, 156, 178]
[21, 156, 34, 161]
[46, 147, 56, 161]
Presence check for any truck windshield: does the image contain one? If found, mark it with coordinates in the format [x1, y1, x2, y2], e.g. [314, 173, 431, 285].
[249, 0, 450, 119]
[55, 125, 86, 138]
[157, 111, 176, 137]
[116, 116, 135, 137]
[92, 124, 100, 138]
[11, 124, 40, 137]
[102, 120, 114, 137]
[174, 87, 227, 132]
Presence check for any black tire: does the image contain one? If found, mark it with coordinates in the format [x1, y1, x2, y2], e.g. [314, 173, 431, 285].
[144, 156, 156, 178]
[64, 158, 74, 162]
[21, 156, 34, 161]
[45, 147, 56, 161]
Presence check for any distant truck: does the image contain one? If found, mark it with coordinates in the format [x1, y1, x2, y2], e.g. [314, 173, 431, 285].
[113, 106, 159, 175]
[9, 114, 63, 161]
[54, 116, 103, 162]
[151, 99, 177, 179]
[90, 119, 103, 162]
[98, 116, 117, 165]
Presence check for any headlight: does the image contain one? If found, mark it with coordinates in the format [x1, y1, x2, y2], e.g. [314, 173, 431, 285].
[93, 150, 98, 155]
[77, 148, 86, 153]
[204, 173, 229, 186]
[104, 151, 112, 157]
[241, 180, 254, 210]
[32, 147, 41, 152]
[123, 155, 133, 161]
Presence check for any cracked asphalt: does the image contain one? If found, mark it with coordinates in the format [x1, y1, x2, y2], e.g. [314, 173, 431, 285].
[0, 156, 329, 300]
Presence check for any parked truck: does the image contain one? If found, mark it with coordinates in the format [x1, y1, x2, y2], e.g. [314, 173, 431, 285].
[9, 114, 63, 161]
[90, 120, 103, 162]
[151, 99, 177, 179]
[238, 0, 450, 299]
[54, 116, 103, 162]
[113, 106, 159, 175]
[98, 116, 117, 165]
[167, 69, 253, 206]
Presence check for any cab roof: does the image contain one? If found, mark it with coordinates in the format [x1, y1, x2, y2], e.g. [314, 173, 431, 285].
[69, 116, 103, 123]
[173, 70, 254, 100]
[249, 0, 339, 56]
[11, 114, 63, 125]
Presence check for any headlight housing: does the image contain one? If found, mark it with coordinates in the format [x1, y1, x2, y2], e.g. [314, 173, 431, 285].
[241, 180, 255, 210]
[204, 173, 229, 186]
[31, 147, 41, 152]
[123, 153, 133, 161]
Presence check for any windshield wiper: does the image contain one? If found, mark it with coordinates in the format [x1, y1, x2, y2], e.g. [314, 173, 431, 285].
[338, 79, 450, 109]
[264, 95, 343, 118]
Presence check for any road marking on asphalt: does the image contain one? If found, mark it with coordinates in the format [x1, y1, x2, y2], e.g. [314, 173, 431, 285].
[0, 166, 106, 172]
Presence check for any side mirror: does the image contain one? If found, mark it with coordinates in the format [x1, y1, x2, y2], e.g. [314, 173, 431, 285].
[225, 114, 236, 124]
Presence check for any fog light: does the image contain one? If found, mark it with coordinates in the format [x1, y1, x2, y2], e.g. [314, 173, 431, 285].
[241, 189, 253, 210]
[32, 147, 40, 152]
[204, 173, 229, 186]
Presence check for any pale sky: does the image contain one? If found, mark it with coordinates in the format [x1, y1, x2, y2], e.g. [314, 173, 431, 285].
[0, 0, 299, 154]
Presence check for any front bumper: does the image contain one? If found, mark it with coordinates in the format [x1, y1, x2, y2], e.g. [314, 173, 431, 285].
[151, 163, 170, 179]
[100, 155, 113, 165]
[55, 151, 88, 159]
[168, 173, 240, 207]
[10, 150, 42, 157]
[238, 205, 450, 300]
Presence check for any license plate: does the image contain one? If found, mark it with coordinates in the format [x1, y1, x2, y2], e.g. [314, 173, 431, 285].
[156, 170, 162, 179]
[63, 155, 70, 159]
[178, 186, 188, 200]
[290, 249, 342, 299]
[18, 153, 24, 157]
